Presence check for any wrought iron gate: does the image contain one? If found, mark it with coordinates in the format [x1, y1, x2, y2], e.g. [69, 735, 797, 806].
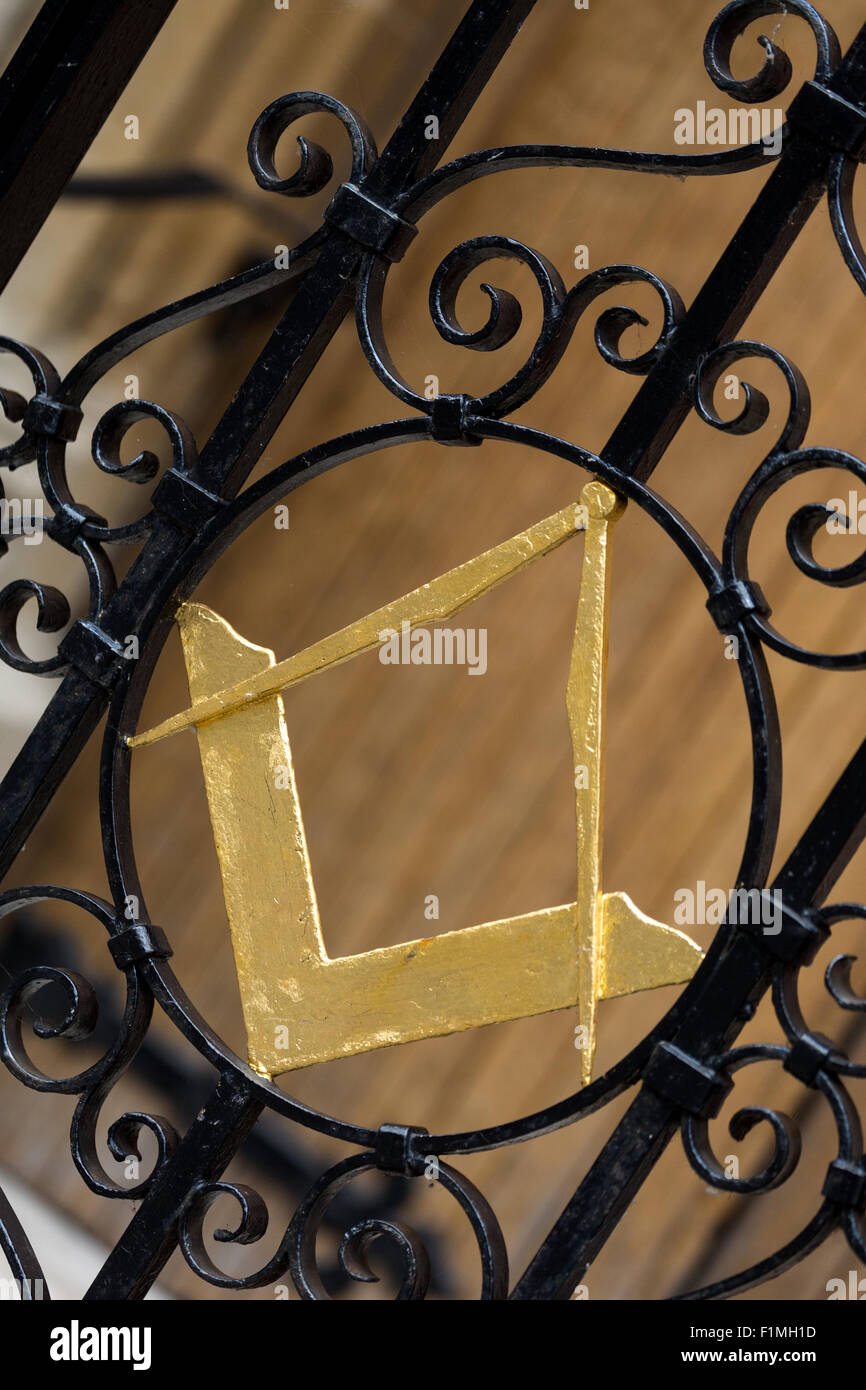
[1, 0, 866, 1307]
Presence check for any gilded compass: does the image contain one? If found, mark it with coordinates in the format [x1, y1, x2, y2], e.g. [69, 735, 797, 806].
[127, 479, 703, 1085]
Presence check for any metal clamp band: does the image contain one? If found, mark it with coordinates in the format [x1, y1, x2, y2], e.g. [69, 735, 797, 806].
[324, 182, 417, 262]
[644, 1041, 733, 1117]
[109, 922, 173, 969]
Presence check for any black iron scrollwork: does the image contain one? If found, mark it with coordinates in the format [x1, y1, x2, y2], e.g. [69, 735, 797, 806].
[2, 0, 866, 1302]
[178, 1151, 508, 1300]
[0, 887, 178, 1201]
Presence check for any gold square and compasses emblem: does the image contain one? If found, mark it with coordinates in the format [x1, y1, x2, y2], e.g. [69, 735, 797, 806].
[128, 480, 703, 1085]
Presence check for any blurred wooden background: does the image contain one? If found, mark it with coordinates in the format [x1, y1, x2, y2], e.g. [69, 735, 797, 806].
[2, 0, 866, 1299]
